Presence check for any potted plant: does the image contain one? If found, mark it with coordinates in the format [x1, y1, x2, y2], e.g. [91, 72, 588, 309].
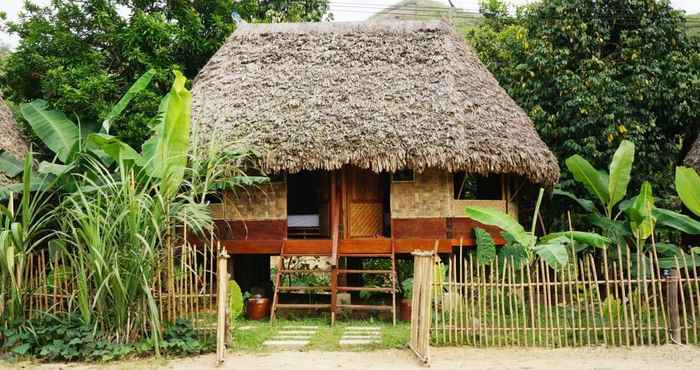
[400, 277, 413, 321]
[245, 291, 271, 320]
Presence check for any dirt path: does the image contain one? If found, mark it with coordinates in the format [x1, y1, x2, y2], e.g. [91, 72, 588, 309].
[10, 345, 700, 370]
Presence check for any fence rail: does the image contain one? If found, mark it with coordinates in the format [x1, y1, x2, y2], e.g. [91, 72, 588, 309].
[430, 246, 700, 347]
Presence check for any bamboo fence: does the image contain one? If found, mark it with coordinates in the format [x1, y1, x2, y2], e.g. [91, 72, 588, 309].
[20, 234, 221, 334]
[428, 246, 700, 347]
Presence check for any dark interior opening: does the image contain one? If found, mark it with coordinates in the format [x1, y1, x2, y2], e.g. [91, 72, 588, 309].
[454, 173, 502, 200]
[287, 170, 330, 238]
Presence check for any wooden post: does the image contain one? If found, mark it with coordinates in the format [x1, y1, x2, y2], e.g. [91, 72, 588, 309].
[409, 250, 434, 365]
[216, 246, 230, 365]
[666, 268, 681, 344]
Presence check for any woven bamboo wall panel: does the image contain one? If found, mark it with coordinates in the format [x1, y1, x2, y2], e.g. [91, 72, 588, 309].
[391, 168, 452, 218]
[222, 182, 287, 221]
[451, 199, 507, 218]
[349, 203, 384, 237]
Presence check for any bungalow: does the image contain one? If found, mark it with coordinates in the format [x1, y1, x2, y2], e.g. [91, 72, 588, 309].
[190, 20, 559, 322]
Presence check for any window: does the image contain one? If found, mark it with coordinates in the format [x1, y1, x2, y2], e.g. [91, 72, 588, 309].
[453, 173, 502, 200]
[392, 169, 415, 182]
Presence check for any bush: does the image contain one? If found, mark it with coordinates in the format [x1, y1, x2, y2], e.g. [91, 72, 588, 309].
[0, 316, 214, 362]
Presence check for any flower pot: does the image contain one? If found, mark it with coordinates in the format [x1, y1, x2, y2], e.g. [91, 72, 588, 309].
[399, 298, 412, 321]
[246, 296, 271, 320]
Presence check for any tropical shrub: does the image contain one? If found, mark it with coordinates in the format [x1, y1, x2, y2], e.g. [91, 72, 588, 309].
[1, 0, 332, 147]
[555, 140, 700, 266]
[467, 0, 700, 205]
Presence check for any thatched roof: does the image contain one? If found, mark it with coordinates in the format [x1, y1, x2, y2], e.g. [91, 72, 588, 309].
[685, 137, 700, 172]
[191, 20, 560, 185]
[0, 96, 29, 186]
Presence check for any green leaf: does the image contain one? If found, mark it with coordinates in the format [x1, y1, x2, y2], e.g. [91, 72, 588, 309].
[12, 343, 31, 355]
[608, 140, 634, 212]
[86, 133, 142, 164]
[0, 151, 24, 177]
[540, 231, 610, 248]
[626, 181, 654, 240]
[552, 188, 595, 212]
[565, 154, 610, 209]
[533, 238, 569, 270]
[21, 100, 79, 163]
[675, 166, 700, 217]
[38, 161, 72, 177]
[228, 280, 244, 323]
[465, 206, 535, 247]
[141, 71, 191, 196]
[474, 227, 496, 266]
[102, 69, 156, 133]
[498, 233, 528, 269]
[653, 207, 700, 235]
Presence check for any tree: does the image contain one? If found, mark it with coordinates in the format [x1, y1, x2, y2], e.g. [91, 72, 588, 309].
[468, 0, 700, 205]
[0, 0, 331, 149]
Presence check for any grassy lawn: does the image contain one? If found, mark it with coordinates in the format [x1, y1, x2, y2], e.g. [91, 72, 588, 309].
[230, 317, 410, 352]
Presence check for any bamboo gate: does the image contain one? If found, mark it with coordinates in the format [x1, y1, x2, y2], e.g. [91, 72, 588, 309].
[409, 251, 434, 364]
[411, 245, 700, 351]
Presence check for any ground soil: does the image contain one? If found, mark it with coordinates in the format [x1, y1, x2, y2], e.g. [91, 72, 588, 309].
[6, 345, 700, 370]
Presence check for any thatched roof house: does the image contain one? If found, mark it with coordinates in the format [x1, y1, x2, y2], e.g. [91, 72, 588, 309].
[0, 96, 28, 186]
[191, 20, 559, 186]
[685, 137, 700, 172]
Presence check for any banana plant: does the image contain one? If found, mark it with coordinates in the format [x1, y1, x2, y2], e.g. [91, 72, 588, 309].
[556, 140, 700, 257]
[466, 189, 610, 270]
[0, 69, 156, 195]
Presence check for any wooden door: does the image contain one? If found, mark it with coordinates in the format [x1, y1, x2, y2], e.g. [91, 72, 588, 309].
[344, 167, 384, 238]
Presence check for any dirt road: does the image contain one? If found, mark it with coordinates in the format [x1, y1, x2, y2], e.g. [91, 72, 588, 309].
[11, 345, 700, 370]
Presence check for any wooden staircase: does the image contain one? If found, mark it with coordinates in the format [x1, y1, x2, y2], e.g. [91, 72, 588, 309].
[270, 241, 397, 325]
[332, 247, 397, 325]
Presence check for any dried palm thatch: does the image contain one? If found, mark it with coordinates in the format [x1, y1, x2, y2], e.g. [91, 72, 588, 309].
[0, 96, 29, 185]
[685, 137, 700, 172]
[191, 21, 560, 185]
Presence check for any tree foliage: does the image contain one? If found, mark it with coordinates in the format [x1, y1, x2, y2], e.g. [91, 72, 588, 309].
[468, 0, 700, 202]
[0, 0, 331, 149]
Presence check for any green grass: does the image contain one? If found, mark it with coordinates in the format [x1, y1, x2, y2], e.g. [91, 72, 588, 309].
[229, 317, 410, 352]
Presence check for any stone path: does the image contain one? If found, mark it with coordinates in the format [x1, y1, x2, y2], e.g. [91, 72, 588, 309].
[339, 326, 382, 346]
[263, 325, 319, 348]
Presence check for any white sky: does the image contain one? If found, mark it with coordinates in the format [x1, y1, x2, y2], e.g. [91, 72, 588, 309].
[2, 0, 700, 48]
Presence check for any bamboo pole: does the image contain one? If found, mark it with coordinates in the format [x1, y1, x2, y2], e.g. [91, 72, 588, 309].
[590, 255, 606, 346]
[216, 248, 230, 365]
[616, 247, 630, 346]
[651, 241, 670, 343]
[626, 246, 638, 346]
[680, 253, 695, 343]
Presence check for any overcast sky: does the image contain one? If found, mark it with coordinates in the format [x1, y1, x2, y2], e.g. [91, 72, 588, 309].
[3, 0, 700, 48]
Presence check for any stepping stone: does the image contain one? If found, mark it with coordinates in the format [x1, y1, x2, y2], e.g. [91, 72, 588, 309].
[346, 326, 381, 330]
[263, 340, 309, 348]
[263, 325, 319, 349]
[339, 326, 382, 346]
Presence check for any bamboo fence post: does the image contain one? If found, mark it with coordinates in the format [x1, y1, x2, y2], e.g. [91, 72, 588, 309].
[578, 258, 591, 345]
[625, 246, 638, 346]
[566, 262, 579, 346]
[666, 266, 681, 344]
[589, 255, 606, 346]
[216, 248, 230, 365]
[691, 252, 700, 343]
[615, 247, 630, 346]
[680, 253, 695, 343]
[469, 254, 477, 346]
[494, 255, 501, 346]
[526, 261, 536, 346]
[651, 239, 670, 343]
[459, 243, 465, 344]
[507, 258, 516, 346]
[584, 256, 600, 345]
[499, 257, 508, 346]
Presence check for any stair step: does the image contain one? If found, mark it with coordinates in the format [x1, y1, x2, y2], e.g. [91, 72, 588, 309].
[278, 269, 332, 274]
[276, 303, 331, 309]
[336, 304, 393, 311]
[336, 286, 394, 293]
[339, 254, 393, 258]
[277, 286, 331, 291]
[336, 269, 394, 274]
